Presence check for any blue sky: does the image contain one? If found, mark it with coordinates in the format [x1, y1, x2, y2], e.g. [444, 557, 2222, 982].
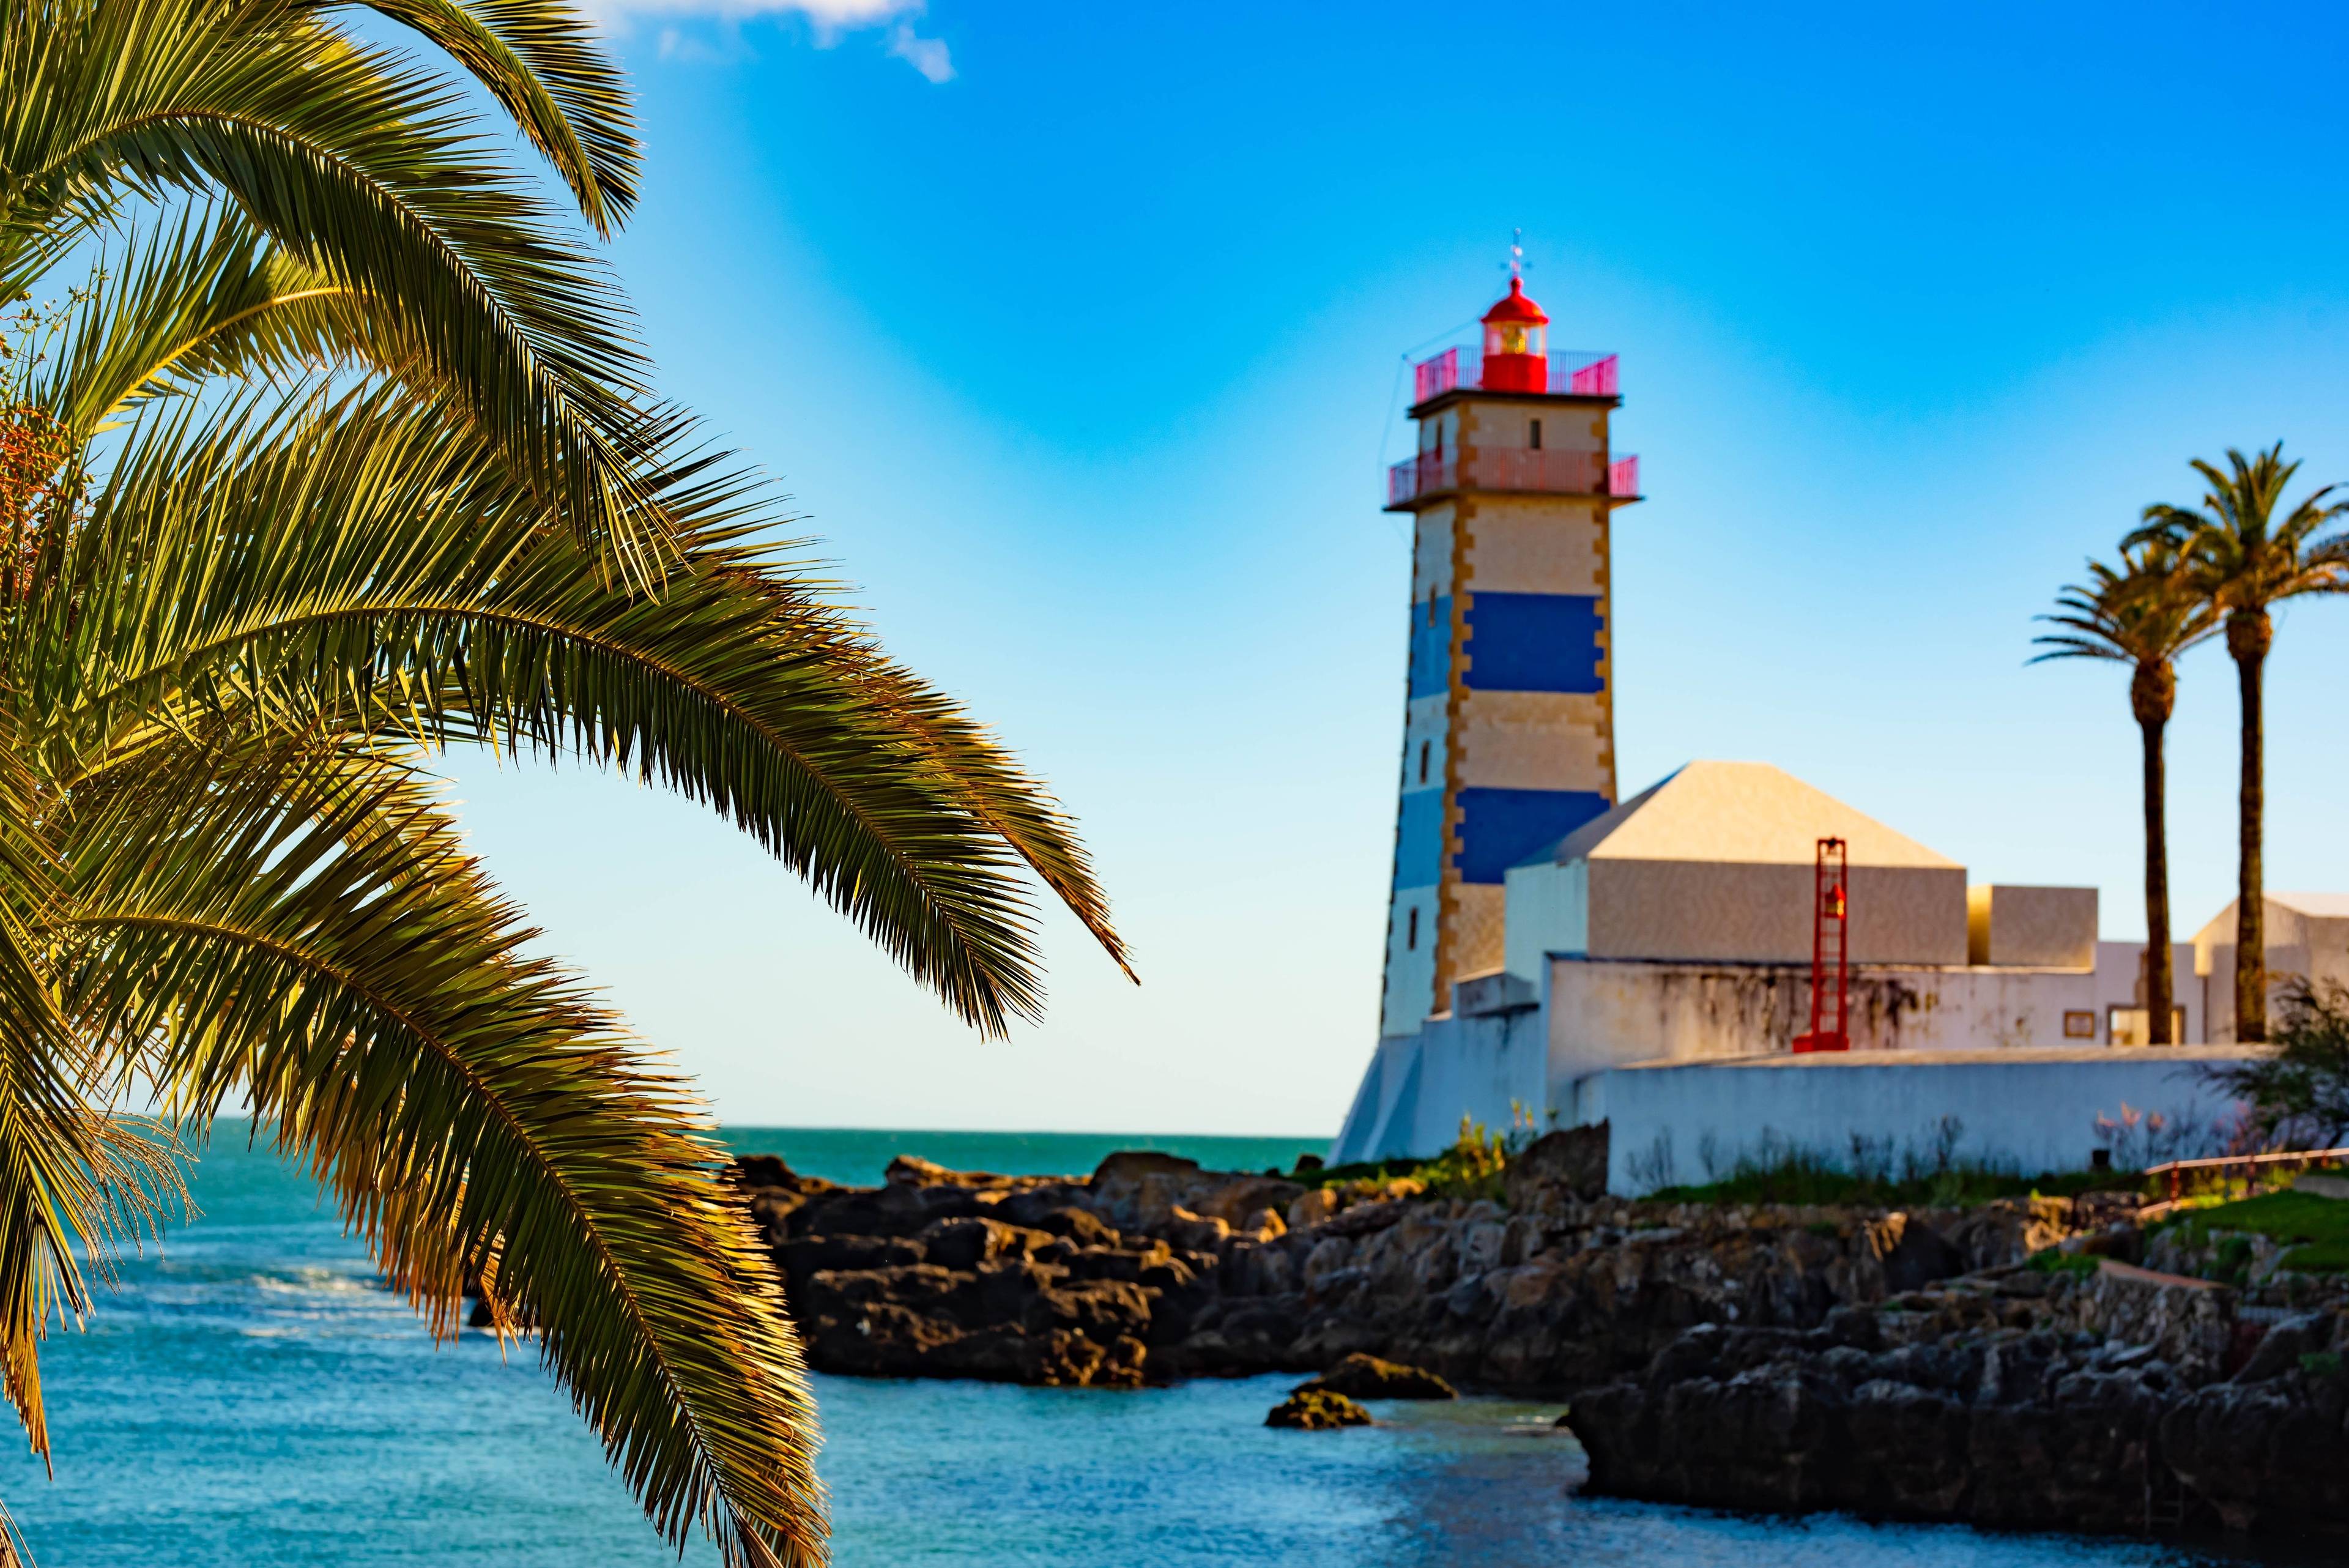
[451, 1, 2349, 1135]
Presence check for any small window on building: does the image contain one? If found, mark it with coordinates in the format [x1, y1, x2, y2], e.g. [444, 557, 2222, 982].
[2107, 1005, 2186, 1047]
[1418, 741, 1430, 783]
[1426, 590, 1438, 627]
[2063, 1010, 2096, 1039]
[1408, 908, 1419, 949]
[1528, 418, 1543, 450]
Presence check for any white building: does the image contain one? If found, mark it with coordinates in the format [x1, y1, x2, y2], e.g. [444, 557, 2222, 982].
[1334, 281, 2280, 1191]
[1332, 760, 2263, 1189]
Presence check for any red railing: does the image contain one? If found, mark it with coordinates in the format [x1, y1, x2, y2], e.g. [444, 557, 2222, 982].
[1410, 347, 1621, 403]
[1568, 354, 1619, 396]
[1609, 455, 1639, 497]
[1387, 452, 1456, 506]
[1469, 448, 1604, 493]
[1413, 348, 1466, 403]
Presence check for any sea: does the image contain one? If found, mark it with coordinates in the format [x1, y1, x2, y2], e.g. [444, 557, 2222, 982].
[0, 1126, 2279, 1567]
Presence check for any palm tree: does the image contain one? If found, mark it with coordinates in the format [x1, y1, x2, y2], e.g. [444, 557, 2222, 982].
[2033, 538, 2216, 1044]
[0, 4, 1131, 1563]
[2130, 446, 2349, 1044]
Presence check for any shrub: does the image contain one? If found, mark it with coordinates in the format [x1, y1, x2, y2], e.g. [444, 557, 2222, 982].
[2202, 980, 2349, 1150]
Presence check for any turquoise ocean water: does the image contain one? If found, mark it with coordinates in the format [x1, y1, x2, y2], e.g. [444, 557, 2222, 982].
[0, 1128, 2262, 1566]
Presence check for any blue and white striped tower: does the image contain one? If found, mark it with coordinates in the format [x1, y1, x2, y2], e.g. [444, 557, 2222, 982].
[1376, 275, 1638, 1037]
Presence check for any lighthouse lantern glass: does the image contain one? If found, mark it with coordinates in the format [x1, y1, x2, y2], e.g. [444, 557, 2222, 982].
[1486, 320, 1545, 359]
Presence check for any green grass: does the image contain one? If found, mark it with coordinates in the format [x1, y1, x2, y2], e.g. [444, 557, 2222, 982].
[2159, 1190, 2349, 1276]
[1649, 1160, 2117, 1211]
[2025, 1250, 2101, 1279]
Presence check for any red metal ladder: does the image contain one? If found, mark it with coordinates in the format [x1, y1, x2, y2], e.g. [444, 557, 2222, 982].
[1792, 836, 1850, 1053]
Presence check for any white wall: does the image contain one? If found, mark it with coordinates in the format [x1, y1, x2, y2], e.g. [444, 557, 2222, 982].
[1584, 1048, 2262, 1195]
[1542, 956, 2133, 1090]
[1502, 858, 1587, 979]
[1328, 1005, 1548, 1165]
[1332, 946, 2240, 1170]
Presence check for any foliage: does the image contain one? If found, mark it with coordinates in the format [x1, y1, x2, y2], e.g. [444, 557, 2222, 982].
[1412, 1117, 1512, 1202]
[0, 2, 1132, 1561]
[1649, 1121, 2120, 1210]
[1305, 1113, 1524, 1202]
[2032, 534, 2212, 1046]
[2024, 1250, 2101, 1279]
[2156, 1191, 2349, 1277]
[2128, 445, 2349, 623]
[2127, 444, 2349, 1042]
[2201, 981, 2349, 1150]
[2301, 1351, 2343, 1378]
[2088, 1100, 2220, 1170]
[2033, 535, 2218, 682]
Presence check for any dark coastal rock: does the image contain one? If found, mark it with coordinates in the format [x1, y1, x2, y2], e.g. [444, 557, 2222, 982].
[1265, 1389, 1370, 1430]
[1296, 1353, 1455, 1400]
[735, 1143, 2349, 1544]
[746, 1142, 2123, 1398]
[1564, 1268, 2349, 1543]
[1879, 1216, 1964, 1293]
[1503, 1124, 1609, 1208]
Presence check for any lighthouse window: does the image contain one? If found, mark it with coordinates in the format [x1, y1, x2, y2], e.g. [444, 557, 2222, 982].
[1529, 418, 1543, 450]
[1418, 741, 1430, 783]
[1408, 908, 1419, 949]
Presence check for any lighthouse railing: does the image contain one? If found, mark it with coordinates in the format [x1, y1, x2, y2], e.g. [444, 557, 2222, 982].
[1390, 449, 1645, 505]
[1408, 346, 1621, 403]
[1387, 452, 1455, 506]
[1466, 448, 1604, 494]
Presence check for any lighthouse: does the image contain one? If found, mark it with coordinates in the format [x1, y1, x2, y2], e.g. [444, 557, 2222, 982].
[1377, 272, 1639, 1038]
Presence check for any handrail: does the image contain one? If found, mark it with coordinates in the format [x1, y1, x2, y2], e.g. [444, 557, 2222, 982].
[1410, 347, 1621, 403]
[2142, 1146, 2349, 1203]
[1387, 448, 1642, 507]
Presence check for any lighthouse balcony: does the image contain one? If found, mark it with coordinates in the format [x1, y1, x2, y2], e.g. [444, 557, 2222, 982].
[1386, 449, 1641, 510]
[1411, 346, 1619, 403]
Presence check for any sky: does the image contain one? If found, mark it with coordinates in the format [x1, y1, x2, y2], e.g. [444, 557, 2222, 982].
[445, 1, 2349, 1137]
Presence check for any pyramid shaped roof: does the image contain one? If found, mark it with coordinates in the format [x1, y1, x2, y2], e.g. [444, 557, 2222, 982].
[1526, 760, 1961, 871]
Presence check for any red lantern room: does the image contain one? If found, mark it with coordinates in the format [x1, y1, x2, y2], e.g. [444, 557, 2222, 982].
[1479, 276, 1549, 393]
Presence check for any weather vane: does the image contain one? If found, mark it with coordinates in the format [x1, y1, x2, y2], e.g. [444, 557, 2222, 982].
[1505, 228, 1526, 281]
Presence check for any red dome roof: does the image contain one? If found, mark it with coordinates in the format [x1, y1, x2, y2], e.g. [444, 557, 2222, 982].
[1482, 276, 1548, 326]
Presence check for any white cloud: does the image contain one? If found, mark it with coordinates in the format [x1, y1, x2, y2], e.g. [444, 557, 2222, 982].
[589, 0, 954, 81]
[886, 21, 954, 83]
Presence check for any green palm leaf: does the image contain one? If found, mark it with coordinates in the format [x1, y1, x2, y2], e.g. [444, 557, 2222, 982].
[48, 387, 1124, 1031]
[6, 0, 665, 568]
[0, 5, 1127, 1558]
[56, 732, 823, 1564]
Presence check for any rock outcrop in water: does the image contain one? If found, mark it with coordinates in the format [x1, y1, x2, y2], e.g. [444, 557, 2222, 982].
[1264, 1388, 1371, 1429]
[1565, 1263, 2349, 1542]
[737, 1142, 2349, 1545]
[734, 1142, 2061, 1392]
[1297, 1352, 1455, 1400]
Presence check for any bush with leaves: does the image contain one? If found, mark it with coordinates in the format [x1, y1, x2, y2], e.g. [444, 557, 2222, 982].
[2202, 980, 2349, 1151]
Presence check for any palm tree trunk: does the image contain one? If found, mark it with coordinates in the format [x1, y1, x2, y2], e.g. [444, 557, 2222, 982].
[2139, 705, 2173, 1044]
[2232, 623, 2268, 1042]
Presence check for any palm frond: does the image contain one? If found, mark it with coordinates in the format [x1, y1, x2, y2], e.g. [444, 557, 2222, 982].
[44, 387, 1124, 1035]
[337, 0, 640, 235]
[56, 732, 823, 1564]
[2126, 442, 2349, 618]
[2031, 538, 2216, 667]
[0, 727, 184, 1465]
[6, 0, 669, 570]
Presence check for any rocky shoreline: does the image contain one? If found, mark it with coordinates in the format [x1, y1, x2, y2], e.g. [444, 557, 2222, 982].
[737, 1135, 2349, 1547]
